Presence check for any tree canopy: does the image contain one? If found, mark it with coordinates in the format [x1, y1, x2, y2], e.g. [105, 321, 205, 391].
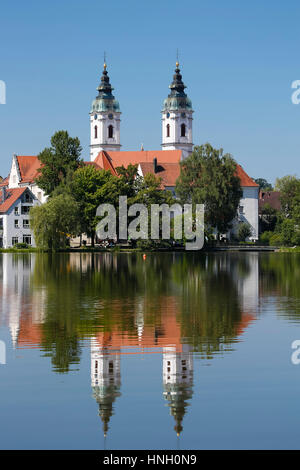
[175, 143, 243, 236]
[35, 130, 83, 195]
[30, 194, 81, 250]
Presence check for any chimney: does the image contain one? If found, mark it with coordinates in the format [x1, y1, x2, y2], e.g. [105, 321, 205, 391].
[153, 157, 157, 173]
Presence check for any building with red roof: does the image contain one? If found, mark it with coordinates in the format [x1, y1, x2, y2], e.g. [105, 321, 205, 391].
[0, 186, 40, 248]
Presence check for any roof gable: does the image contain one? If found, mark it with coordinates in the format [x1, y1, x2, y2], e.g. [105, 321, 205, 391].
[0, 187, 27, 213]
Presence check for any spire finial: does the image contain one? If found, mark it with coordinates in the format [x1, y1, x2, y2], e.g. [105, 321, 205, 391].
[176, 49, 179, 68]
[103, 51, 107, 70]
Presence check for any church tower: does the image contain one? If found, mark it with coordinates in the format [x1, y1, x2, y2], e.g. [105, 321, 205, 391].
[162, 345, 194, 436]
[91, 338, 121, 437]
[90, 62, 121, 161]
[162, 61, 193, 159]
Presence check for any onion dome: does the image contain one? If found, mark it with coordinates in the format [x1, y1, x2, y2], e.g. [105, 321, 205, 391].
[163, 61, 192, 112]
[91, 63, 120, 113]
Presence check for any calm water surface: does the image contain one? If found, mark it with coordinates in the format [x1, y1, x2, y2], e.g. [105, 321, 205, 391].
[0, 252, 300, 449]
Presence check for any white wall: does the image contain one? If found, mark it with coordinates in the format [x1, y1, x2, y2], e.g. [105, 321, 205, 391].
[90, 111, 121, 161]
[231, 186, 259, 240]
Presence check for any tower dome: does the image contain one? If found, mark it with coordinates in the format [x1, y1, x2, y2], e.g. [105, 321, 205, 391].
[91, 63, 120, 113]
[163, 62, 193, 111]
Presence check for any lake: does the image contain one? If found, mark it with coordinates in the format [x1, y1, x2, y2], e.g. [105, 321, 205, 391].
[0, 251, 300, 450]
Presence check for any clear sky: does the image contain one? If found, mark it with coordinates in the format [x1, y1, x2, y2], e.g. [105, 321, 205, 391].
[0, 0, 299, 184]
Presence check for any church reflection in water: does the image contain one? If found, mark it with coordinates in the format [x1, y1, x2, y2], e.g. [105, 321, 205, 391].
[0, 251, 273, 438]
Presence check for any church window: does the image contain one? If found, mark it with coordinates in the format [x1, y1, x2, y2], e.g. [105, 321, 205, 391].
[108, 125, 114, 138]
[166, 124, 170, 137]
[94, 126, 98, 139]
[109, 361, 114, 372]
[181, 123, 186, 137]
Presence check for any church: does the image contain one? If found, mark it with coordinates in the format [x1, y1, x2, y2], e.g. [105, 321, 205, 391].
[0, 60, 259, 248]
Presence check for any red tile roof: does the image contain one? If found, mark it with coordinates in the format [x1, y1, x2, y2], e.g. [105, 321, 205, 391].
[94, 150, 182, 170]
[139, 162, 180, 188]
[139, 161, 258, 189]
[0, 176, 9, 187]
[16, 156, 42, 183]
[235, 164, 258, 187]
[0, 187, 27, 213]
[13, 155, 102, 184]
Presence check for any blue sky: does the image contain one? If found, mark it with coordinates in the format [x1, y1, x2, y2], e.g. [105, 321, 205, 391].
[0, 0, 299, 183]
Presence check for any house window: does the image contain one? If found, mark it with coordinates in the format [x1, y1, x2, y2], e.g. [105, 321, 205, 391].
[239, 206, 244, 214]
[108, 125, 113, 139]
[181, 123, 186, 137]
[94, 125, 98, 139]
[21, 206, 30, 215]
[23, 193, 33, 203]
[12, 237, 18, 246]
[23, 235, 31, 245]
[166, 124, 170, 137]
[14, 207, 19, 215]
[0, 218, 3, 229]
[23, 220, 30, 229]
[14, 220, 19, 228]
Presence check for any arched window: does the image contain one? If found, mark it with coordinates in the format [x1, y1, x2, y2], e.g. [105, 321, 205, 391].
[181, 123, 186, 137]
[94, 126, 98, 139]
[166, 124, 170, 138]
[108, 125, 114, 139]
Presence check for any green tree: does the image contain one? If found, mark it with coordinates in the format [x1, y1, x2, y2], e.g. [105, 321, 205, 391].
[275, 175, 300, 217]
[254, 178, 273, 191]
[70, 165, 120, 246]
[35, 130, 83, 195]
[30, 194, 81, 250]
[115, 163, 141, 201]
[175, 143, 243, 238]
[260, 203, 278, 232]
[237, 222, 252, 242]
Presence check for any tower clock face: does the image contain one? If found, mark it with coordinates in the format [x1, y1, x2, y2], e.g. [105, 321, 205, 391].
[181, 112, 186, 118]
[166, 112, 170, 118]
[108, 113, 113, 120]
[94, 114, 97, 120]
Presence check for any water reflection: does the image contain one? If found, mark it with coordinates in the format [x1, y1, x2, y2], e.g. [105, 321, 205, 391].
[0, 251, 267, 439]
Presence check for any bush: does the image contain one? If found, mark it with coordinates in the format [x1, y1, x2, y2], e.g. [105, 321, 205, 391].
[13, 242, 29, 249]
[237, 222, 252, 242]
[269, 233, 283, 246]
[259, 231, 273, 245]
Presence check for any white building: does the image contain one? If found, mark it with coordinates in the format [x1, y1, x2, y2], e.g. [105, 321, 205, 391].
[0, 186, 40, 248]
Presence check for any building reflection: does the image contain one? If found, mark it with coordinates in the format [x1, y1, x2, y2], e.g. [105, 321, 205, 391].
[91, 336, 121, 437]
[0, 251, 264, 438]
[163, 345, 193, 436]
